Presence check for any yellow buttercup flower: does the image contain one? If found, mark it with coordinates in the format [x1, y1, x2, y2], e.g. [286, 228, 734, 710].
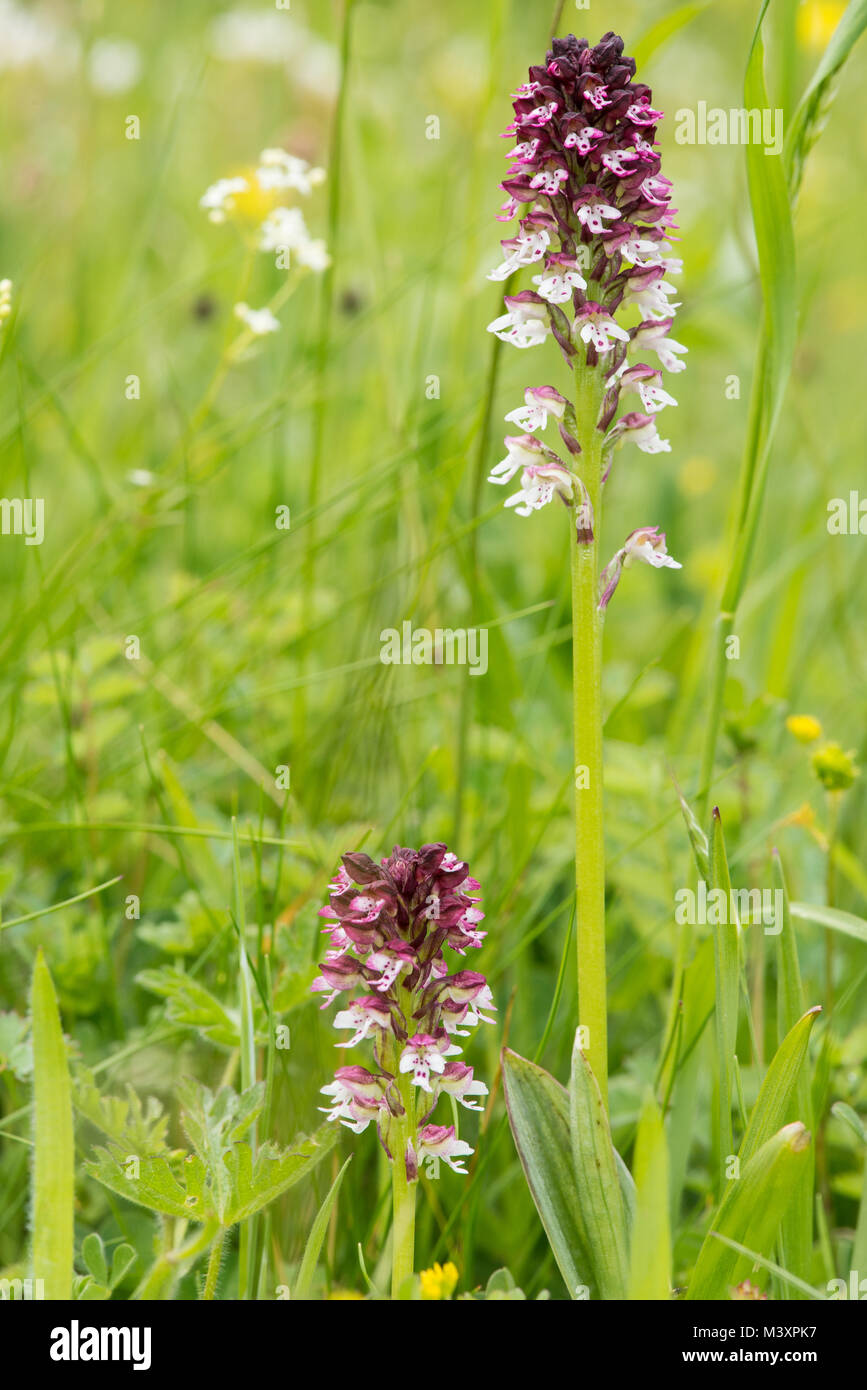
[797, 2, 846, 51]
[786, 713, 823, 743]
[419, 1261, 459, 1301]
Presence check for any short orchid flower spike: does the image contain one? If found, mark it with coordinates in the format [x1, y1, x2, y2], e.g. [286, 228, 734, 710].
[313, 844, 493, 1187]
[485, 29, 686, 591]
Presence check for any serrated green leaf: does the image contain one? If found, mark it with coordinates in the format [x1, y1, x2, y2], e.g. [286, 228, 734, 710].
[136, 965, 242, 1050]
[178, 1079, 264, 1223]
[31, 950, 74, 1300]
[86, 1147, 198, 1220]
[222, 1124, 339, 1225]
[501, 1048, 595, 1299]
[0, 1010, 33, 1080]
[73, 1065, 169, 1155]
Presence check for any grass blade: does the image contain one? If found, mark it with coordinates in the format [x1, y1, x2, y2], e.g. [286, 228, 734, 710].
[785, 0, 867, 197]
[790, 900, 867, 945]
[709, 808, 741, 1188]
[709, 1234, 825, 1299]
[773, 853, 815, 1292]
[628, 1089, 671, 1300]
[31, 949, 74, 1300]
[739, 1006, 821, 1166]
[688, 1122, 812, 1299]
[293, 1155, 352, 1300]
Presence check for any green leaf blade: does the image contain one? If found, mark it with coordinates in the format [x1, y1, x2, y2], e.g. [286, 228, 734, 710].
[31, 950, 75, 1300]
[501, 1048, 594, 1299]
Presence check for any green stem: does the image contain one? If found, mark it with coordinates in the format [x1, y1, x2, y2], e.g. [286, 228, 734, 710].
[387, 991, 418, 1297]
[390, 1098, 417, 1298]
[824, 790, 839, 1017]
[202, 1230, 226, 1301]
[571, 362, 607, 1106]
[133, 1219, 219, 1301]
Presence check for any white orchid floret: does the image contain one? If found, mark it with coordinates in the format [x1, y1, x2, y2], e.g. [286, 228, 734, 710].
[0, 278, 12, 322]
[614, 364, 680, 411]
[576, 303, 630, 355]
[610, 365, 677, 414]
[623, 278, 681, 322]
[616, 234, 663, 268]
[332, 995, 392, 1048]
[499, 445, 574, 517]
[605, 411, 670, 455]
[573, 187, 621, 235]
[529, 164, 569, 196]
[234, 302, 280, 336]
[489, 433, 555, 487]
[487, 293, 550, 349]
[631, 318, 688, 373]
[199, 175, 249, 222]
[487, 228, 550, 282]
[438, 1062, 488, 1112]
[319, 1067, 386, 1133]
[417, 1124, 474, 1174]
[599, 525, 682, 611]
[399, 1033, 459, 1094]
[504, 385, 568, 433]
[624, 526, 681, 570]
[532, 260, 587, 303]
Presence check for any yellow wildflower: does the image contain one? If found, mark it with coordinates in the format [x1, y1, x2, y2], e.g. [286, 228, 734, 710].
[786, 713, 823, 743]
[797, 2, 846, 51]
[419, 1261, 459, 1301]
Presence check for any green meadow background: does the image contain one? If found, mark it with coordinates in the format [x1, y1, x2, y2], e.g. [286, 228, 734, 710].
[0, 0, 865, 1298]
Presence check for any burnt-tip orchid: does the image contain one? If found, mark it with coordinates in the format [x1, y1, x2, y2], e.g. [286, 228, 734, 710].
[485, 30, 685, 610]
[313, 844, 492, 1166]
[486, 33, 688, 1112]
[313, 843, 493, 1293]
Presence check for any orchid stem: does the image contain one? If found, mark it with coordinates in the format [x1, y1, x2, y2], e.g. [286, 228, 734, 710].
[390, 1069, 417, 1297]
[571, 362, 608, 1107]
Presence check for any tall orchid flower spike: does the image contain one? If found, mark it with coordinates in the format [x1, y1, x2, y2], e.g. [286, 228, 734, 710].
[485, 32, 686, 1105]
[313, 844, 493, 1297]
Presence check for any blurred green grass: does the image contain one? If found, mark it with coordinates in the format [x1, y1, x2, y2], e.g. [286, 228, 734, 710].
[0, 0, 865, 1298]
